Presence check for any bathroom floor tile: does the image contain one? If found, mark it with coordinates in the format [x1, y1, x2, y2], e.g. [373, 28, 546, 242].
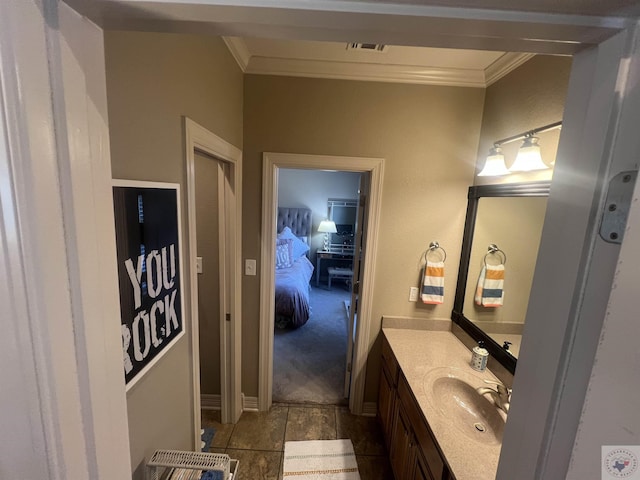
[206, 405, 390, 480]
[225, 448, 281, 480]
[285, 406, 337, 442]
[201, 409, 235, 450]
[335, 408, 386, 456]
[227, 405, 288, 451]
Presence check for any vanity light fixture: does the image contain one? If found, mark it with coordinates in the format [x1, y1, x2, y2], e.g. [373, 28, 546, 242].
[317, 219, 337, 251]
[477, 146, 510, 176]
[509, 136, 547, 172]
[478, 121, 562, 176]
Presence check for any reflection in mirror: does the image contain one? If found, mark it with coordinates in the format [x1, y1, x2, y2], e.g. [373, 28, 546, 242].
[453, 182, 550, 374]
[462, 197, 548, 358]
[328, 198, 357, 253]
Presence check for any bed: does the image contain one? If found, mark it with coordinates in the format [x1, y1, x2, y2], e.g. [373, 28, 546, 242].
[274, 207, 315, 329]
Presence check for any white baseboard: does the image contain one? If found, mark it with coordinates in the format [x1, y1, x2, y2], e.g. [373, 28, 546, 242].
[362, 402, 377, 417]
[242, 394, 259, 411]
[200, 393, 259, 412]
[201, 394, 221, 410]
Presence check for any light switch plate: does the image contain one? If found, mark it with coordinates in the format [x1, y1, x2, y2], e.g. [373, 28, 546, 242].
[196, 257, 203, 274]
[245, 259, 257, 276]
[409, 287, 419, 302]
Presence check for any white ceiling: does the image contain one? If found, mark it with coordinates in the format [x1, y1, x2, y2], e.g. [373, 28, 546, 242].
[224, 37, 535, 88]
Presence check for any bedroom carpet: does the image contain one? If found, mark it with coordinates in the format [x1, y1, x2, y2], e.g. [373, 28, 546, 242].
[273, 285, 351, 404]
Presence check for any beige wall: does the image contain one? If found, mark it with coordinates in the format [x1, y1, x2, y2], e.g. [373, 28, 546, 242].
[475, 55, 572, 185]
[243, 75, 485, 401]
[105, 31, 243, 478]
[195, 152, 222, 395]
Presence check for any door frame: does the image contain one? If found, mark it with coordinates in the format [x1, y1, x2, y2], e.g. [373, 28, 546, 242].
[184, 117, 243, 433]
[4, 1, 640, 479]
[259, 152, 384, 414]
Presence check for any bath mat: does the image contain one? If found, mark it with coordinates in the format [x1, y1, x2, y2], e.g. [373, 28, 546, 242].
[200, 427, 216, 452]
[283, 439, 360, 479]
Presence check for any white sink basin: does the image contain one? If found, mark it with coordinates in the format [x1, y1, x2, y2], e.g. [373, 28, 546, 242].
[423, 367, 506, 445]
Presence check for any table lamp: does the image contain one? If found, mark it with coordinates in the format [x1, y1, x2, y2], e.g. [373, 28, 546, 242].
[317, 220, 337, 251]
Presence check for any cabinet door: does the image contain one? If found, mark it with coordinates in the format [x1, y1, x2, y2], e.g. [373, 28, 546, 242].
[398, 375, 446, 480]
[413, 448, 435, 480]
[390, 402, 415, 480]
[378, 360, 395, 449]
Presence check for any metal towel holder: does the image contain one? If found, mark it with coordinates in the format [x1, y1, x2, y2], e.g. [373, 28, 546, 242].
[484, 244, 507, 266]
[425, 241, 447, 263]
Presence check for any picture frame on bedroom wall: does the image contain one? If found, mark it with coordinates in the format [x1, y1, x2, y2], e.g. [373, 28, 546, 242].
[112, 180, 186, 391]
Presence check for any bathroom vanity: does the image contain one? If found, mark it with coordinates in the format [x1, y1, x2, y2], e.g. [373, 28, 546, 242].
[379, 328, 506, 480]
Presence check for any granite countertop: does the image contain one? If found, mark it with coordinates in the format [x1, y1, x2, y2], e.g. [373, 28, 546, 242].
[382, 328, 504, 480]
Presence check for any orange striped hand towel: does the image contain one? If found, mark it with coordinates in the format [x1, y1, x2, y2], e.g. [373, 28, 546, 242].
[421, 261, 444, 304]
[481, 264, 504, 307]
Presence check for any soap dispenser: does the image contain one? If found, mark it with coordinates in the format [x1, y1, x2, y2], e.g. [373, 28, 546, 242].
[470, 341, 489, 372]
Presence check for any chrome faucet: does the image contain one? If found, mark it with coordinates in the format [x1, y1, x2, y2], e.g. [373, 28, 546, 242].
[477, 379, 511, 414]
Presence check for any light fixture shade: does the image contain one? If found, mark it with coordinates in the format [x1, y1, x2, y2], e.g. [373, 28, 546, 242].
[478, 146, 510, 176]
[317, 220, 337, 233]
[509, 136, 548, 172]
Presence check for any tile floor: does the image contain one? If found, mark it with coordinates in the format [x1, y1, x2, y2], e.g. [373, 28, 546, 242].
[201, 403, 392, 480]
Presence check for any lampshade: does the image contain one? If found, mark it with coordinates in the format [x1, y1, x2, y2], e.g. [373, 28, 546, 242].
[477, 146, 510, 177]
[509, 136, 548, 172]
[317, 220, 337, 233]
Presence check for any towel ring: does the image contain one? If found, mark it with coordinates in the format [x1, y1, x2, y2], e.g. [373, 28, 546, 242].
[426, 241, 447, 263]
[484, 244, 506, 266]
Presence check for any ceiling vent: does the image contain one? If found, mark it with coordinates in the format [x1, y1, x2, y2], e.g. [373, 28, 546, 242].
[347, 42, 387, 53]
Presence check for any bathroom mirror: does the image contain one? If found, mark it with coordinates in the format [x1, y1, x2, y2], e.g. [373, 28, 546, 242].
[452, 182, 550, 373]
[328, 198, 357, 252]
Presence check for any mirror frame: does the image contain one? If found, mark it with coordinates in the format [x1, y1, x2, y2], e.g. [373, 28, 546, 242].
[452, 181, 551, 374]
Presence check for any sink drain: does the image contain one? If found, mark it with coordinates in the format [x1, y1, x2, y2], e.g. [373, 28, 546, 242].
[474, 423, 486, 432]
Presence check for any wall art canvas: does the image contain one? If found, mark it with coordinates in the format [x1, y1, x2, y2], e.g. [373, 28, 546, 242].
[112, 180, 185, 390]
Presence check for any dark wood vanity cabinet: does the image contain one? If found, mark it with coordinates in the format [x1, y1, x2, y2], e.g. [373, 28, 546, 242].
[379, 335, 398, 449]
[378, 336, 452, 480]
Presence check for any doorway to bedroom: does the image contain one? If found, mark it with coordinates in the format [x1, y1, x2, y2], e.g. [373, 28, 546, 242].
[259, 152, 384, 414]
[273, 168, 362, 405]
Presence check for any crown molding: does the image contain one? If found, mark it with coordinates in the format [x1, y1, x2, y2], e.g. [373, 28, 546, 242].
[485, 52, 536, 86]
[223, 37, 534, 87]
[247, 56, 488, 87]
[223, 36, 250, 71]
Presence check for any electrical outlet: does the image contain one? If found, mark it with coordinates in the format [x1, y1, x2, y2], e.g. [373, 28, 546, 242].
[196, 257, 203, 274]
[409, 286, 419, 302]
[245, 259, 257, 276]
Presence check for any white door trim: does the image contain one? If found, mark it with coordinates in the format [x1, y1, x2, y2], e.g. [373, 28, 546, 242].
[259, 152, 384, 414]
[0, 1, 131, 478]
[184, 117, 243, 436]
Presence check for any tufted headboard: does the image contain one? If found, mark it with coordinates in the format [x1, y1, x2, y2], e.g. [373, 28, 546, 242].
[277, 207, 313, 251]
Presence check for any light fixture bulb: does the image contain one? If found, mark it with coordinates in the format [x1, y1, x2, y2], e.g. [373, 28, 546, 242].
[477, 146, 510, 176]
[509, 136, 548, 172]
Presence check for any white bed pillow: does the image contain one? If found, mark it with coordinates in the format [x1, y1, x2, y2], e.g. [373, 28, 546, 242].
[275, 238, 294, 269]
[277, 227, 310, 258]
